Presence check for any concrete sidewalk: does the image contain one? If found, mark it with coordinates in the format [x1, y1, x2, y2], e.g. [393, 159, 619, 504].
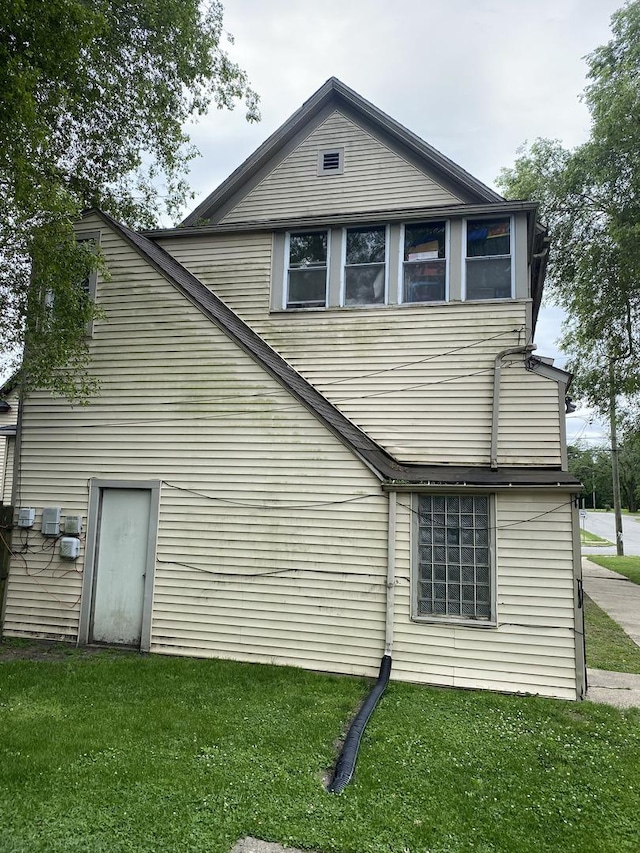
[582, 558, 640, 709]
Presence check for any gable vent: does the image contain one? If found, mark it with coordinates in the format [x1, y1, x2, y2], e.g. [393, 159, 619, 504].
[318, 147, 344, 176]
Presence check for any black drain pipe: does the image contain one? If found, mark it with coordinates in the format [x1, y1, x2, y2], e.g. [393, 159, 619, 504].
[327, 654, 392, 793]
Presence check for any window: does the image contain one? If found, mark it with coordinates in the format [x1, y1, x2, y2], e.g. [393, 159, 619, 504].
[286, 231, 328, 308]
[403, 222, 446, 303]
[415, 494, 493, 623]
[344, 226, 386, 305]
[465, 217, 512, 300]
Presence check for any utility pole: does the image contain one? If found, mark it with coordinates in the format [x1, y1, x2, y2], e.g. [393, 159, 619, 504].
[609, 361, 624, 556]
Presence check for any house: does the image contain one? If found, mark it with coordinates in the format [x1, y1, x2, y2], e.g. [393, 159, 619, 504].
[1, 79, 585, 700]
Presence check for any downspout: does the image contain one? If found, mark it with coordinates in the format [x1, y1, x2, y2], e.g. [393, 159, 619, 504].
[490, 345, 536, 470]
[327, 490, 396, 794]
[385, 490, 396, 657]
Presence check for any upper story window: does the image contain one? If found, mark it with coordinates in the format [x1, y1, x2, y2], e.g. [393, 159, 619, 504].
[344, 226, 386, 305]
[286, 231, 328, 308]
[403, 222, 446, 303]
[273, 214, 522, 311]
[465, 217, 512, 300]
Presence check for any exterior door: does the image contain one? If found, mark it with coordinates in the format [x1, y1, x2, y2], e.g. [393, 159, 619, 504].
[90, 487, 152, 646]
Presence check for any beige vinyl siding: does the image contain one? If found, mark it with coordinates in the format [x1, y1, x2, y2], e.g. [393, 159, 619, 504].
[392, 491, 577, 700]
[498, 366, 562, 464]
[158, 233, 563, 466]
[3, 214, 388, 677]
[221, 111, 461, 224]
[157, 231, 273, 328]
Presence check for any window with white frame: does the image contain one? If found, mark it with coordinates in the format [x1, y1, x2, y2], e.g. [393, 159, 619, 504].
[403, 221, 447, 303]
[465, 217, 512, 300]
[415, 494, 493, 622]
[344, 226, 386, 305]
[286, 231, 328, 308]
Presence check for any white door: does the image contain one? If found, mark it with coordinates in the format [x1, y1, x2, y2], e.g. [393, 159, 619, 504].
[91, 488, 151, 646]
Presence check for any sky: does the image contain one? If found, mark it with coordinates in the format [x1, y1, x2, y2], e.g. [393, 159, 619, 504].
[175, 0, 623, 446]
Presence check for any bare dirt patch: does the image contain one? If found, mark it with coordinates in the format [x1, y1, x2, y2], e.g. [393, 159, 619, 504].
[0, 638, 138, 662]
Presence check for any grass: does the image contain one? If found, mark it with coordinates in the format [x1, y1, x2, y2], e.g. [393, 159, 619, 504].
[583, 594, 640, 674]
[587, 556, 640, 586]
[1, 645, 640, 852]
[580, 528, 613, 546]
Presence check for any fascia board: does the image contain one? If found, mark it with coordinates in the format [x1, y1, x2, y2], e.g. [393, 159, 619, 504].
[148, 200, 539, 240]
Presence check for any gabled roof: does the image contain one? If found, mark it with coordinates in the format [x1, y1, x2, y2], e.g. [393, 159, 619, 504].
[89, 209, 578, 490]
[181, 77, 504, 228]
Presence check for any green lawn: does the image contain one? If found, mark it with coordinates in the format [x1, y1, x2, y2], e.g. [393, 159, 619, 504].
[580, 528, 613, 545]
[584, 594, 640, 673]
[1, 643, 640, 852]
[588, 556, 640, 586]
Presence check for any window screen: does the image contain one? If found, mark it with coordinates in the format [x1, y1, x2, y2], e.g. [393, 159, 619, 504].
[403, 222, 446, 302]
[344, 226, 386, 305]
[466, 218, 511, 300]
[287, 231, 328, 308]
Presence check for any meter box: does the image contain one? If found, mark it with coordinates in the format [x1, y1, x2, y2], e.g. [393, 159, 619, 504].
[64, 515, 83, 536]
[41, 507, 61, 537]
[60, 537, 80, 560]
[17, 507, 36, 528]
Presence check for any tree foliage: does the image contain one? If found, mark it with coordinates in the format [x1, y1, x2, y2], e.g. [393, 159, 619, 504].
[568, 444, 614, 509]
[0, 0, 258, 398]
[569, 430, 640, 512]
[497, 0, 640, 416]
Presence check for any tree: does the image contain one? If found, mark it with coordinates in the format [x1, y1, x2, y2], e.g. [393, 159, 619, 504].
[568, 444, 614, 509]
[619, 429, 640, 512]
[0, 0, 259, 399]
[497, 1, 640, 416]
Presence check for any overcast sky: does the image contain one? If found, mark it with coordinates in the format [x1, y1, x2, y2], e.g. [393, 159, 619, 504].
[177, 0, 622, 444]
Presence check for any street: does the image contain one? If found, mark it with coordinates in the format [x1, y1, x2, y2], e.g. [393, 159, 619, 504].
[582, 510, 640, 556]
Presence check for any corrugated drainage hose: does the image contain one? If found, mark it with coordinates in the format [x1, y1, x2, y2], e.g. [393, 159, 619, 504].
[327, 655, 392, 793]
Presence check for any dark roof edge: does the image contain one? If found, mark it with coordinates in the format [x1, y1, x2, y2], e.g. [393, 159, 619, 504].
[146, 200, 538, 240]
[181, 77, 503, 227]
[0, 371, 20, 398]
[86, 208, 402, 479]
[382, 467, 581, 489]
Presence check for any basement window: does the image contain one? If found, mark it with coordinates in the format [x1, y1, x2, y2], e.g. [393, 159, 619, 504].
[414, 494, 495, 625]
[317, 147, 344, 176]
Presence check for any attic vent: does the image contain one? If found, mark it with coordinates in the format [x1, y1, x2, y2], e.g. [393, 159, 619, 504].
[318, 147, 344, 176]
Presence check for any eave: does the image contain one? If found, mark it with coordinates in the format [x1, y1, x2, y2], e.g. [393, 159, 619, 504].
[145, 200, 539, 240]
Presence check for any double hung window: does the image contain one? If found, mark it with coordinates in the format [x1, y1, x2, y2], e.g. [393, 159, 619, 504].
[286, 231, 328, 308]
[465, 217, 512, 300]
[403, 221, 446, 303]
[415, 494, 493, 623]
[344, 226, 386, 305]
